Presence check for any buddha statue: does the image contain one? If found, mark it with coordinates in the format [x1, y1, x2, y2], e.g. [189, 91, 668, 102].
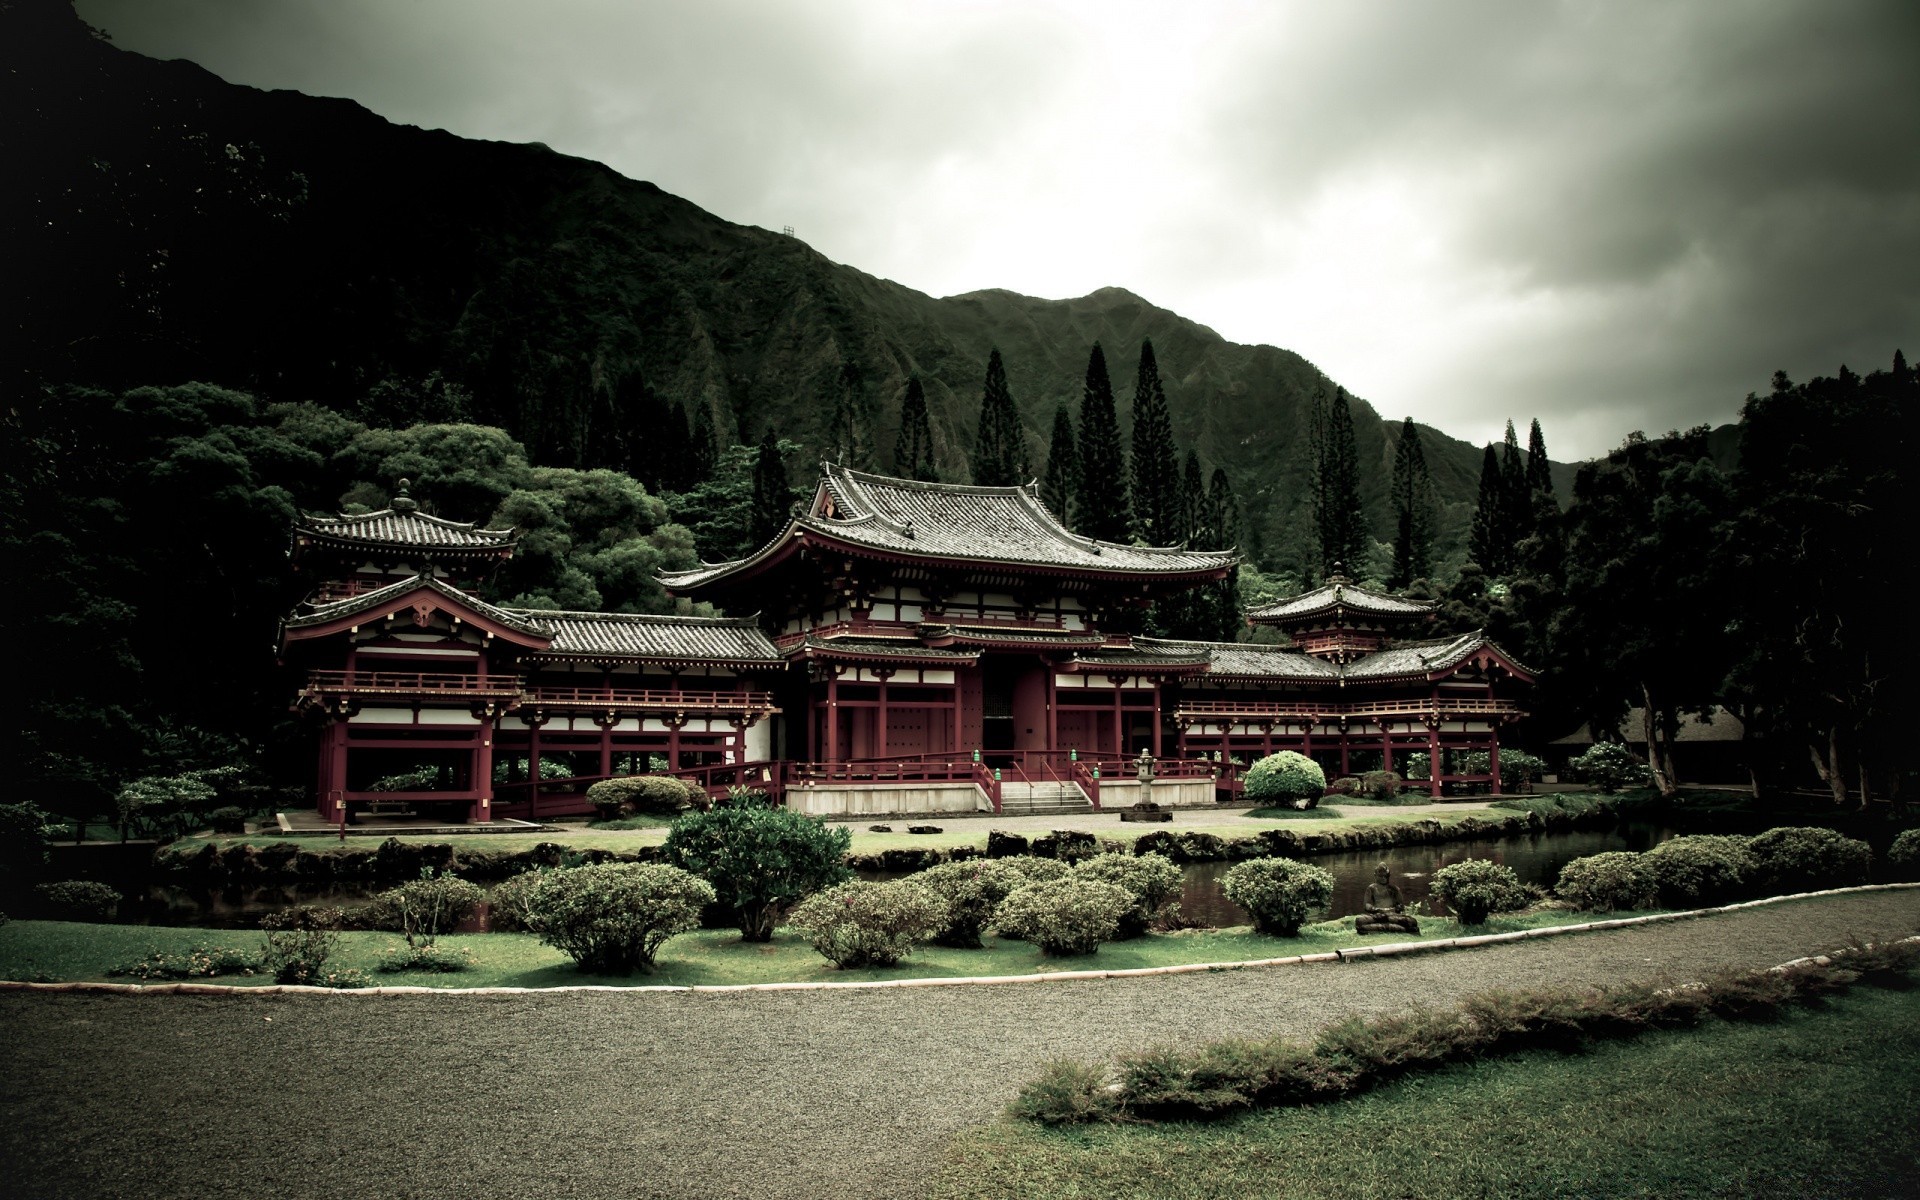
[1355, 863, 1419, 935]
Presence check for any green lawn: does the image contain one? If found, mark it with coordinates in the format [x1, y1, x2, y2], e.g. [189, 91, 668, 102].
[0, 906, 1638, 989]
[930, 986, 1920, 1199]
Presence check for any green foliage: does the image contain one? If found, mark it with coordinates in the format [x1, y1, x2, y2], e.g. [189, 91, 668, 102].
[1074, 852, 1184, 938]
[375, 942, 476, 974]
[114, 772, 219, 839]
[1329, 771, 1402, 802]
[367, 871, 484, 948]
[1220, 858, 1335, 936]
[33, 880, 123, 922]
[1569, 742, 1653, 793]
[1495, 750, 1549, 790]
[913, 859, 1036, 948]
[0, 802, 57, 871]
[1743, 827, 1871, 895]
[1074, 342, 1130, 543]
[1240, 751, 1326, 806]
[893, 376, 938, 481]
[1309, 387, 1365, 576]
[664, 803, 852, 941]
[586, 775, 706, 821]
[972, 348, 1029, 487]
[1129, 339, 1180, 545]
[748, 428, 795, 550]
[1039, 402, 1078, 526]
[485, 870, 549, 933]
[1887, 829, 1920, 880]
[207, 806, 247, 834]
[259, 905, 346, 985]
[520, 862, 715, 974]
[366, 767, 445, 793]
[1646, 835, 1755, 908]
[1007, 1058, 1116, 1125]
[1469, 443, 1508, 575]
[1429, 859, 1530, 925]
[991, 877, 1134, 956]
[108, 945, 258, 980]
[1388, 417, 1436, 588]
[1555, 852, 1657, 912]
[787, 879, 946, 968]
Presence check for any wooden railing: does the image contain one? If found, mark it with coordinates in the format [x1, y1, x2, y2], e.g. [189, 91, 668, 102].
[301, 670, 522, 698]
[522, 685, 778, 713]
[301, 673, 778, 716]
[1175, 698, 1523, 722]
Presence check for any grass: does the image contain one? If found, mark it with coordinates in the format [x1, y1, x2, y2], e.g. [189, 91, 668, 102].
[930, 985, 1920, 1199]
[0, 905, 1641, 989]
[1243, 806, 1345, 821]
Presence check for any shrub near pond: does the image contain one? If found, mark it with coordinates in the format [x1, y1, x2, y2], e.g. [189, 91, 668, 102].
[523, 862, 715, 974]
[788, 879, 946, 968]
[1744, 826, 1872, 895]
[664, 793, 851, 942]
[992, 878, 1134, 956]
[914, 860, 1035, 948]
[1646, 835, 1755, 908]
[367, 870, 484, 948]
[1220, 858, 1335, 936]
[1888, 830, 1920, 881]
[32, 880, 122, 922]
[1240, 751, 1326, 809]
[1429, 859, 1530, 926]
[1075, 853, 1184, 938]
[259, 905, 358, 986]
[586, 774, 709, 821]
[1555, 852, 1657, 912]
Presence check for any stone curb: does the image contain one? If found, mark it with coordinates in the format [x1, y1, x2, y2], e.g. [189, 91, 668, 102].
[4, 882, 1915, 999]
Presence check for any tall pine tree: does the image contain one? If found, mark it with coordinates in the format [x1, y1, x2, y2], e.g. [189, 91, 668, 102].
[687, 401, 718, 485]
[1075, 342, 1130, 541]
[1310, 387, 1366, 577]
[971, 348, 1028, 486]
[1500, 419, 1532, 547]
[893, 376, 937, 481]
[1040, 402, 1078, 525]
[1129, 339, 1179, 545]
[1526, 418, 1553, 499]
[1388, 416, 1435, 588]
[748, 429, 794, 549]
[826, 360, 872, 468]
[1468, 443, 1508, 575]
[1205, 467, 1242, 640]
[1179, 451, 1206, 545]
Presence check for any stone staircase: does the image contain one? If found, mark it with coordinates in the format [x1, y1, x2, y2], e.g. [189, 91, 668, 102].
[996, 780, 1093, 816]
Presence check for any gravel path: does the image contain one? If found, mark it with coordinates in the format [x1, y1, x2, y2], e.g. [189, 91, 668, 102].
[4, 890, 1916, 1200]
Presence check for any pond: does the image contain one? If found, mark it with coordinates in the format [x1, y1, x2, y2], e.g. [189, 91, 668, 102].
[85, 822, 1675, 930]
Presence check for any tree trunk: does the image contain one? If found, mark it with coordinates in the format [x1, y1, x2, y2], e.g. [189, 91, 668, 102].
[1858, 761, 1873, 810]
[738, 903, 776, 943]
[1639, 687, 1676, 798]
[1821, 726, 1848, 807]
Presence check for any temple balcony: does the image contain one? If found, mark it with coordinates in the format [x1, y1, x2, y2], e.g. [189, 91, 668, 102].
[520, 684, 779, 718]
[298, 669, 525, 708]
[1174, 697, 1525, 723]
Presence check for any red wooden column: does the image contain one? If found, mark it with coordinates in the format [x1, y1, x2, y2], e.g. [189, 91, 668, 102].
[1151, 681, 1163, 757]
[1046, 672, 1058, 751]
[1488, 721, 1502, 796]
[1427, 721, 1443, 798]
[1339, 731, 1350, 778]
[1380, 722, 1394, 775]
[826, 670, 840, 763]
[597, 713, 614, 778]
[950, 672, 964, 756]
[1111, 679, 1125, 756]
[667, 714, 683, 773]
[875, 670, 890, 760]
[326, 714, 350, 819]
[473, 706, 496, 824]
[525, 713, 547, 821]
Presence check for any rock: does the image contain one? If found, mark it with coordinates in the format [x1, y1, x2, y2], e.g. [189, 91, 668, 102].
[868, 824, 893, 833]
[1052, 830, 1098, 862]
[907, 825, 942, 835]
[986, 830, 1030, 858]
[1119, 808, 1173, 823]
[1355, 912, 1420, 935]
[1131, 830, 1178, 859]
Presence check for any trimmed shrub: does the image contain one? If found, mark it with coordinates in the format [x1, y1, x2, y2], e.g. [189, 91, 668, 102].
[1744, 826, 1872, 895]
[0, 801, 56, 871]
[1221, 857, 1335, 936]
[375, 942, 475, 974]
[367, 870, 484, 947]
[1646, 834, 1755, 907]
[1358, 770, 1402, 801]
[1008, 1059, 1116, 1125]
[486, 870, 549, 932]
[1075, 852, 1184, 938]
[992, 877, 1134, 956]
[1429, 858, 1529, 926]
[260, 905, 346, 985]
[1000, 856, 1074, 885]
[1568, 742, 1653, 793]
[1326, 776, 1361, 797]
[522, 862, 715, 974]
[207, 806, 248, 834]
[110, 945, 258, 980]
[1887, 829, 1920, 881]
[914, 859, 1035, 948]
[33, 880, 122, 921]
[664, 802, 851, 941]
[788, 879, 946, 968]
[1240, 751, 1326, 808]
[1496, 751, 1549, 792]
[586, 774, 707, 821]
[1555, 852, 1656, 912]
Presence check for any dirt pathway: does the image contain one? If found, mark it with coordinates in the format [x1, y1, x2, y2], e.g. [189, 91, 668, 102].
[3, 890, 1915, 1200]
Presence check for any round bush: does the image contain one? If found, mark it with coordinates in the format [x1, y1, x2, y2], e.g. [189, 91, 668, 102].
[664, 803, 851, 941]
[368, 872, 485, 946]
[1075, 852, 1184, 938]
[485, 870, 549, 932]
[1887, 829, 1920, 881]
[1240, 752, 1327, 808]
[586, 774, 707, 820]
[1646, 835, 1755, 907]
[998, 856, 1073, 885]
[522, 862, 716, 974]
[1429, 858, 1529, 926]
[32, 880, 122, 922]
[1744, 826, 1872, 895]
[1568, 742, 1653, 793]
[992, 877, 1135, 956]
[1220, 858, 1335, 936]
[1555, 852, 1656, 912]
[788, 879, 946, 968]
[207, 806, 248, 834]
[914, 859, 1036, 948]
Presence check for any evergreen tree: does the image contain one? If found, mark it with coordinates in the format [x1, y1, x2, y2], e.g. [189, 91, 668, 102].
[748, 429, 793, 549]
[893, 376, 937, 481]
[1205, 467, 1242, 640]
[1468, 443, 1507, 574]
[611, 373, 671, 490]
[1074, 342, 1130, 542]
[1128, 339, 1179, 544]
[1501, 419, 1532, 546]
[1526, 418, 1553, 499]
[1309, 387, 1366, 577]
[687, 401, 718, 485]
[1388, 416, 1435, 588]
[655, 398, 692, 492]
[971, 348, 1028, 486]
[1179, 451, 1206, 545]
[1040, 402, 1078, 526]
[826, 360, 872, 468]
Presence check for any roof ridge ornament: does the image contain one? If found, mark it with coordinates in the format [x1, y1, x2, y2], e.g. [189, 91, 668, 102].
[390, 478, 419, 515]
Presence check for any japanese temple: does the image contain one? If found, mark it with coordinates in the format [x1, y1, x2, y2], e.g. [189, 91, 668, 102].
[279, 466, 1534, 823]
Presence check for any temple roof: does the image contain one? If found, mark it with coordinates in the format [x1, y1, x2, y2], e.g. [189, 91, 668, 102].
[788, 635, 983, 664]
[511, 610, 781, 663]
[1342, 631, 1513, 679]
[285, 574, 544, 636]
[661, 463, 1237, 591]
[1245, 576, 1433, 625]
[1139, 631, 1534, 683]
[295, 506, 516, 555]
[1135, 638, 1339, 680]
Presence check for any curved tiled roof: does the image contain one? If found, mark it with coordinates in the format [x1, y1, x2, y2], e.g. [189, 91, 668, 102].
[661, 464, 1238, 590]
[510, 610, 781, 662]
[297, 508, 517, 552]
[1066, 643, 1214, 672]
[1342, 630, 1529, 680]
[791, 635, 983, 663]
[285, 574, 545, 636]
[1246, 578, 1432, 624]
[1134, 638, 1339, 680]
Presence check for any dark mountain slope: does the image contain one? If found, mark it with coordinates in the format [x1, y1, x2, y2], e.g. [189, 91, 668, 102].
[6, 2, 1570, 571]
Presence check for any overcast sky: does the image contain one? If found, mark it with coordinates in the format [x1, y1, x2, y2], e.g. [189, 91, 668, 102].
[78, 0, 1919, 458]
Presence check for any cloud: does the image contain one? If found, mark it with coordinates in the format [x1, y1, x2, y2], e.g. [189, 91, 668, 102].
[76, 0, 1920, 457]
